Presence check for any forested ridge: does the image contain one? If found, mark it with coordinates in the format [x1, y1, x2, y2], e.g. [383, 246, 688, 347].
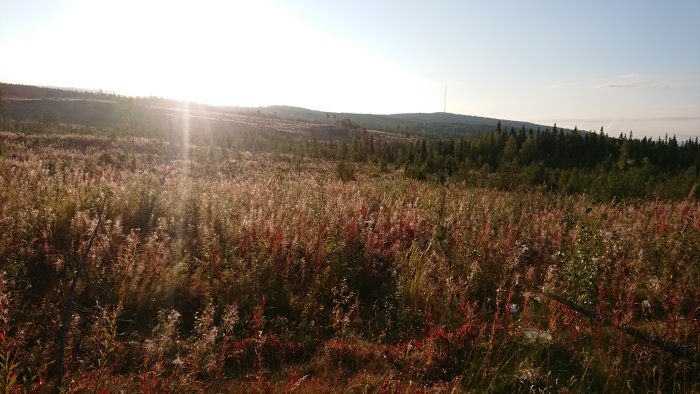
[1, 84, 699, 200]
[339, 124, 700, 200]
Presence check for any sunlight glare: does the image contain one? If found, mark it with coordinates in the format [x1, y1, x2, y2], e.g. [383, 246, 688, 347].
[2, 0, 437, 113]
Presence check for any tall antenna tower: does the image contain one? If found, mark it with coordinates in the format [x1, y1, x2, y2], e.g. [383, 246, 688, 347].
[443, 85, 447, 113]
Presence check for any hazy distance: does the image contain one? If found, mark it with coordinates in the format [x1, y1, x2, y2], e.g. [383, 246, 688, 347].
[1, 0, 699, 139]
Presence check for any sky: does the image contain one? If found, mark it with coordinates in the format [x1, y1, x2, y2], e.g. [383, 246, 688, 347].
[1, 0, 699, 139]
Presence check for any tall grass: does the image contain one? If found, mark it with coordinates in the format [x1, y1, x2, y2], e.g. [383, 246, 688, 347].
[0, 131, 698, 391]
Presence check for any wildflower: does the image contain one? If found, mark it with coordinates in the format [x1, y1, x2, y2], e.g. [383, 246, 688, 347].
[510, 303, 520, 314]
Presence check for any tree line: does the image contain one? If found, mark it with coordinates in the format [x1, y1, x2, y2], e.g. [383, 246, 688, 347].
[296, 122, 700, 200]
[1, 93, 697, 200]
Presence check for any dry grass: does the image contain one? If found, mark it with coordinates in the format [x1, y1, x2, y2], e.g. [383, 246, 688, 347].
[0, 131, 698, 392]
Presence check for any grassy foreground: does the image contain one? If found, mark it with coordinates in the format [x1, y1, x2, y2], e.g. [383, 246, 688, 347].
[0, 132, 698, 392]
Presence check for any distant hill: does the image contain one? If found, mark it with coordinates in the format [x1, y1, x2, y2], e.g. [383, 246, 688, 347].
[388, 112, 546, 131]
[243, 105, 555, 136]
[1, 82, 558, 138]
[0, 82, 120, 101]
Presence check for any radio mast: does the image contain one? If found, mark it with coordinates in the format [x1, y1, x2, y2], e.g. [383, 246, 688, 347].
[443, 85, 447, 113]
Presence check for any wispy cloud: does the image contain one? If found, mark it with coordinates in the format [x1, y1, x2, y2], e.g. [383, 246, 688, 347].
[596, 74, 669, 89]
[602, 82, 669, 89]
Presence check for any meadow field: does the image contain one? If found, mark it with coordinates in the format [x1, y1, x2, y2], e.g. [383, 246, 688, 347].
[0, 131, 698, 392]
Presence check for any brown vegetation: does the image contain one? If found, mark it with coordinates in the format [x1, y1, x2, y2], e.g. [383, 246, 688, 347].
[0, 131, 698, 392]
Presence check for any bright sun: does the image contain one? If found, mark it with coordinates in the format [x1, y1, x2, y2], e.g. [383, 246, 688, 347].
[4, 0, 437, 113]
